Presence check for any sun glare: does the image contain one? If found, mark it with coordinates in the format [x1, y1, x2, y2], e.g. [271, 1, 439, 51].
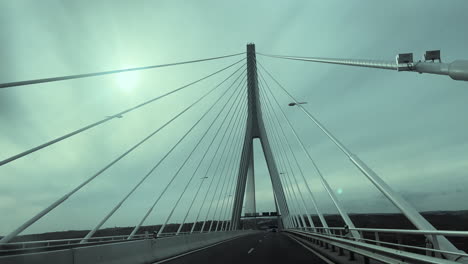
[337, 188, 343, 195]
[115, 71, 139, 93]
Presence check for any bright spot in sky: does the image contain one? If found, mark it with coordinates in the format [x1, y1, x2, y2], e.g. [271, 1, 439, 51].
[115, 71, 139, 92]
[337, 188, 343, 195]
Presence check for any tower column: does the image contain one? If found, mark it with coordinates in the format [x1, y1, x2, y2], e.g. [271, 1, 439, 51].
[231, 44, 290, 229]
[244, 144, 256, 216]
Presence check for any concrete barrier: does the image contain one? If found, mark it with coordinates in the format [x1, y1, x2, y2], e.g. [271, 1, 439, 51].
[0, 249, 73, 264]
[0, 231, 258, 264]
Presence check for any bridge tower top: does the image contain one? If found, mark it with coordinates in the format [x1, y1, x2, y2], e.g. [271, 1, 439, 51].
[230, 44, 290, 229]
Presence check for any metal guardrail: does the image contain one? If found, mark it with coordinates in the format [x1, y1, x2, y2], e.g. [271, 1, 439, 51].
[0, 234, 147, 252]
[304, 227, 468, 237]
[0, 233, 154, 253]
[157, 232, 191, 237]
[0, 230, 258, 264]
[0, 230, 229, 255]
[288, 227, 468, 262]
[287, 229, 458, 264]
[1, 234, 146, 246]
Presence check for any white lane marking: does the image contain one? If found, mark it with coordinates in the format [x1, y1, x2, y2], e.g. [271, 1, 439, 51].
[153, 234, 255, 264]
[286, 234, 334, 264]
[248, 247, 255, 254]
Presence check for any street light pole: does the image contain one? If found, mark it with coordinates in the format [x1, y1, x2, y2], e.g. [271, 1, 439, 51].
[259, 51, 468, 82]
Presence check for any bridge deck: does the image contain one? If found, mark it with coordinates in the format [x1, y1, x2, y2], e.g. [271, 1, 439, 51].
[159, 231, 328, 264]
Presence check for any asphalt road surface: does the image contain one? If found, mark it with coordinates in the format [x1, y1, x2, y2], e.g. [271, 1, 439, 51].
[159, 231, 329, 264]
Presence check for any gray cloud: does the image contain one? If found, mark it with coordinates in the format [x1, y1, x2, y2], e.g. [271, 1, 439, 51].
[1, 0, 468, 236]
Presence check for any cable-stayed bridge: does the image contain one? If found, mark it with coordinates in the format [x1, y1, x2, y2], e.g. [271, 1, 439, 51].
[1, 44, 468, 264]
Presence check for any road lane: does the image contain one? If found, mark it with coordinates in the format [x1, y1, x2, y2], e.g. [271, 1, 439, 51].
[159, 231, 328, 264]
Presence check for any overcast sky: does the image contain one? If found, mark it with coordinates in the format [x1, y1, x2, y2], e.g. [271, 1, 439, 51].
[1, 0, 468, 236]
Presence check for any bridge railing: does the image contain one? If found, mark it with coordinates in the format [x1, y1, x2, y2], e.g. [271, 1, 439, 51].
[0, 230, 234, 255]
[0, 234, 148, 254]
[0, 230, 259, 264]
[289, 227, 468, 260]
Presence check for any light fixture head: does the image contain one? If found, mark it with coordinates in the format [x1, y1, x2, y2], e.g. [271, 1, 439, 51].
[396, 53, 414, 64]
[424, 50, 441, 62]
